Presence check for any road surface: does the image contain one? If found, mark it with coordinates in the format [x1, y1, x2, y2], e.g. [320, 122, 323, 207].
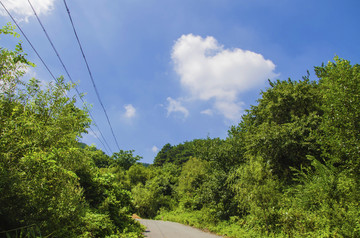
[137, 219, 223, 238]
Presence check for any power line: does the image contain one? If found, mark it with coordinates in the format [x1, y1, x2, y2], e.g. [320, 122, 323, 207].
[63, 0, 121, 152]
[0, 0, 112, 154]
[87, 112, 112, 154]
[0, 1, 57, 82]
[87, 126, 111, 154]
[27, 0, 112, 154]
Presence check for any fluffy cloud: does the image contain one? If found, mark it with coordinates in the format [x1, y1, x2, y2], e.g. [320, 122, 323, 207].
[124, 104, 136, 118]
[171, 34, 277, 121]
[166, 97, 189, 118]
[0, 0, 55, 22]
[152, 146, 159, 153]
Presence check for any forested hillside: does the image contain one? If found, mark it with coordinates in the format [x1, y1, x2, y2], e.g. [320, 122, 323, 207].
[130, 58, 360, 237]
[1, 22, 359, 238]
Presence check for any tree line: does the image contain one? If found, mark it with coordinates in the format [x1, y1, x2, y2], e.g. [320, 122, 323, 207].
[1, 22, 359, 237]
[129, 57, 360, 237]
[0, 23, 143, 238]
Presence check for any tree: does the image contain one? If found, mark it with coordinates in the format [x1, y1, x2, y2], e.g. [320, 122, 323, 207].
[238, 78, 323, 181]
[315, 57, 360, 170]
[177, 157, 209, 210]
[0, 77, 90, 236]
[127, 163, 151, 186]
[229, 158, 282, 233]
[132, 164, 180, 218]
[0, 24, 143, 237]
[0, 23, 34, 98]
[111, 150, 141, 170]
[153, 141, 198, 166]
[153, 143, 173, 166]
[85, 144, 113, 168]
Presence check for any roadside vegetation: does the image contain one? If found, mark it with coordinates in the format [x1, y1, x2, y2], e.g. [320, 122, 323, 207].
[0, 24, 143, 237]
[129, 57, 360, 237]
[1, 23, 359, 237]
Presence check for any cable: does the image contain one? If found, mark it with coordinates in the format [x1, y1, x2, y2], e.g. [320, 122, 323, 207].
[27, 0, 112, 154]
[0, 0, 57, 82]
[87, 111, 112, 154]
[63, 0, 121, 152]
[0, 0, 111, 154]
[88, 126, 110, 154]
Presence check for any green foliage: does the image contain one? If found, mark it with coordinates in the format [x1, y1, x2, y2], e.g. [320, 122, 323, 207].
[0, 77, 89, 236]
[177, 157, 209, 210]
[0, 23, 34, 99]
[4, 21, 354, 238]
[111, 150, 141, 170]
[280, 157, 360, 237]
[135, 57, 360, 238]
[131, 164, 180, 218]
[229, 158, 282, 234]
[153, 141, 199, 166]
[1, 224, 42, 238]
[241, 78, 322, 181]
[153, 143, 172, 166]
[315, 57, 360, 170]
[79, 212, 117, 238]
[157, 209, 260, 238]
[86, 145, 113, 168]
[0, 24, 143, 237]
[192, 137, 245, 171]
[127, 163, 151, 187]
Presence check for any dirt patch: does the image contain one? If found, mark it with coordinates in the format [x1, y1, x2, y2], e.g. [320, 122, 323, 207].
[132, 214, 141, 219]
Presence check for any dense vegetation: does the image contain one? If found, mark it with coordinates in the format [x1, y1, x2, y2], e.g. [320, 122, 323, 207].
[1, 23, 359, 237]
[0, 24, 143, 237]
[132, 59, 360, 237]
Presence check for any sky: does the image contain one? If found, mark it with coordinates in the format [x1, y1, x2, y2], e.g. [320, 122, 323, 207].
[1, 0, 360, 164]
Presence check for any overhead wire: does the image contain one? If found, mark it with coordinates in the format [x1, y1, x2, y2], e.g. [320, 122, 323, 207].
[27, 0, 112, 154]
[0, 0, 57, 82]
[0, 0, 112, 154]
[62, 0, 121, 152]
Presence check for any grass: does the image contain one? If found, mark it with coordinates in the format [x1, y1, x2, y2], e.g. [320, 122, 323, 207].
[155, 209, 265, 238]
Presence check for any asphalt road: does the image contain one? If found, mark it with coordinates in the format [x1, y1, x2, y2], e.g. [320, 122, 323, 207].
[137, 219, 223, 238]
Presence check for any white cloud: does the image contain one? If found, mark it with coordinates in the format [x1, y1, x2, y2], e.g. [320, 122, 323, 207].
[0, 0, 56, 22]
[214, 100, 245, 121]
[24, 66, 37, 79]
[124, 104, 136, 118]
[152, 146, 159, 153]
[166, 97, 189, 118]
[201, 109, 213, 116]
[171, 34, 277, 121]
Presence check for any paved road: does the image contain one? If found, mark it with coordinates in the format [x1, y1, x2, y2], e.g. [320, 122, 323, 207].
[137, 219, 223, 238]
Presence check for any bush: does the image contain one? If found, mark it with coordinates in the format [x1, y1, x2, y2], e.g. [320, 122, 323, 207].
[280, 158, 360, 237]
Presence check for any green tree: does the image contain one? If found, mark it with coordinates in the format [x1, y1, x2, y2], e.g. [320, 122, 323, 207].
[192, 137, 245, 172]
[153, 143, 173, 166]
[127, 163, 151, 186]
[132, 164, 180, 218]
[177, 157, 209, 210]
[280, 157, 360, 237]
[85, 144, 113, 168]
[315, 57, 360, 170]
[111, 150, 141, 170]
[0, 77, 90, 236]
[0, 24, 143, 237]
[0, 23, 34, 98]
[229, 158, 282, 233]
[239, 78, 323, 181]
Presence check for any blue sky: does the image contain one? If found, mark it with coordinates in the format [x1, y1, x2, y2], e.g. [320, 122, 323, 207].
[1, 0, 360, 164]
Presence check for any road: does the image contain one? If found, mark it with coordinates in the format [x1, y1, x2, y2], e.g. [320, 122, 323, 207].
[137, 219, 223, 238]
